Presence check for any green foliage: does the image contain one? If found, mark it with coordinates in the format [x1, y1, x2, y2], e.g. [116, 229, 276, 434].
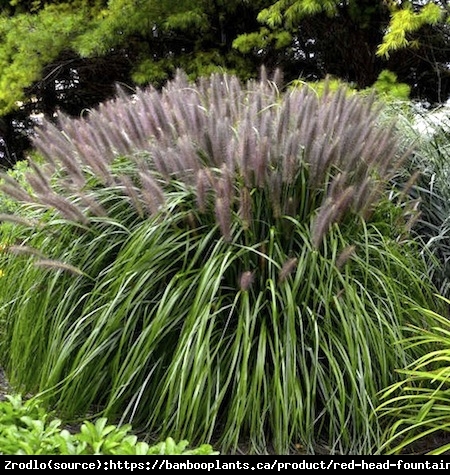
[0, 72, 441, 454]
[164, 9, 208, 32]
[233, 28, 292, 54]
[234, 1, 450, 101]
[257, 0, 340, 28]
[0, 0, 260, 118]
[377, 2, 445, 58]
[255, 1, 448, 48]
[289, 76, 357, 96]
[255, 1, 448, 43]
[131, 59, 171, 88]
[235, 0, 342, 57]
[381, 101, 450, 298]
[0, 2, 96, 114]
[0, 160, 31, 214]
[72, 0, 263, 84]
[370, 70, 410, 101]
[377, 296, 450, 455]
[290, 70, 409, 102]
[0, 395, 218, 455]
[74, 0, 171, 56]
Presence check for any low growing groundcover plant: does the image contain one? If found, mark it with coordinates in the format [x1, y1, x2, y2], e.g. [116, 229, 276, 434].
[0, 70, 443, 454]
[0, 394, 217, 455]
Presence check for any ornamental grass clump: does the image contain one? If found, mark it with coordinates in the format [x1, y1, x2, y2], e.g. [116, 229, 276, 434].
[0, 71, 440, 454]
[397, 104, 450, 298]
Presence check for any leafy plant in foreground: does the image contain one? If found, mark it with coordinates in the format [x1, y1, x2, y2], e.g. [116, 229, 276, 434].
[0, 395, 217, 455]
[0, 71, 440, 454]
[377, 296, 450, 455]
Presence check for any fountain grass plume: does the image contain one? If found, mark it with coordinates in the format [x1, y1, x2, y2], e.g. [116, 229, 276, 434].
[0, 70, 438, 455]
